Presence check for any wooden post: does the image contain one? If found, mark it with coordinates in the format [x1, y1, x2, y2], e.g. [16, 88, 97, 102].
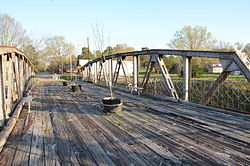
[183, 56, 192, 101]
[0, 54, 6, 126]
[12, 54, 18, 102]
[5, 53, 13, 116]
[133, 55, 138, 90]
[19, 58, 24, 97]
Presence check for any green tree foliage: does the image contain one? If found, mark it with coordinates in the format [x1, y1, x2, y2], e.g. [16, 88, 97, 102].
[102, 46, 114, 56]
[163, 55, 182, 74]
[78, 47, 93, 59]
[140, 47, 149, 68]
[168, 26, 217, 50]
[23, 45, 47, 72]
[168, 26, 218, 77]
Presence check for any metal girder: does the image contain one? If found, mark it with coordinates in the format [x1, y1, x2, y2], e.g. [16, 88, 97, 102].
[133, 55, 139, 90]
[183, 56, 192, 101]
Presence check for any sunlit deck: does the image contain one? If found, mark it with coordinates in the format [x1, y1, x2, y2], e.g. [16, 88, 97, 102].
[0, 79, 249, 166]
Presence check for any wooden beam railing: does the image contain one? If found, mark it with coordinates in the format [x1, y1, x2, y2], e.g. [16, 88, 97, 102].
[0, 46, 33, 127]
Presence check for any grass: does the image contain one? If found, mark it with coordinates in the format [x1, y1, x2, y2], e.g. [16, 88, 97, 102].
[59, 73, 78, 80]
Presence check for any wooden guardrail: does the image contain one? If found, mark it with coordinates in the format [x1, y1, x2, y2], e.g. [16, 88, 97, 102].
[0, 46, 33, 127]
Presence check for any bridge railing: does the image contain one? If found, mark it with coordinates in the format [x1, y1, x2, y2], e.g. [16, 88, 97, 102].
[79, 49, 250, 112]
[0, 46, 33, 127]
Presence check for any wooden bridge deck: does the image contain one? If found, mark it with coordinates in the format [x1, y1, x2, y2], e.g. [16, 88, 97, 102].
[0, 79, 249, 166]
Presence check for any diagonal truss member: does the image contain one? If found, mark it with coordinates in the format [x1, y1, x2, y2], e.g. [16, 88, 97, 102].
[141, 54, 179, 99]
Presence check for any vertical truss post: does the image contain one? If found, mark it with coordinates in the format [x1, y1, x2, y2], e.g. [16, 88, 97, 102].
[133, 55, 139, 90]
[91, 64, 95, 82]
[108, 59, 113, 86]
[200, 61, 233, 105]
[97, 61, 103, 82]
[87, 65, 92, 81]
[183, 56, 192, 101]
[94, 62, 98, 83]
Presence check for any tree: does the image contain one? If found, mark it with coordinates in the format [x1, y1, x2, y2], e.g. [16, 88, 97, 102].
[168, 26, 218, 77]
[168, 26, 217, 50]
[243, 43, 250, 58]
[43, 36, 75, 73]
[214, 41, 245, 51]
[91, 20, 107, 58]
[0, 14, 30, 49]
[102, 46, 114, 56]
[24, 45, 47, 72]
[140, 47, 149, 68]
[79, 47, 93, 60]
[214, 41, 235, 51]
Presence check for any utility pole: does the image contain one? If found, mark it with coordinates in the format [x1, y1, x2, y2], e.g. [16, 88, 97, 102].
[61, 55, 64, 74]
[87, 37, 90, 62]
[70, 54, 72, 80]
[8, 29, 12, 46]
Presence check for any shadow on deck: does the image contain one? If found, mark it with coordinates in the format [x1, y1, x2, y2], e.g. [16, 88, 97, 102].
[0, 80, 249, 166]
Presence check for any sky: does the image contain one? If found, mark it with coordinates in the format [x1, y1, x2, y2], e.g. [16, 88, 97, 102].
[0, 0, 250, 54]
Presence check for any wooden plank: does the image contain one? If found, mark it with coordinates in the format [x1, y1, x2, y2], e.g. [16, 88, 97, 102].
[80, 82, 250, 165]
[11, 111, 34, 166]
[68, 92, 160, 165]
[47, 90, 81, 166]
[0, 104, 29, 165]
[29, 103, 44, 165]
[0, 54, 6, 126]
[42, 87, 61, 166]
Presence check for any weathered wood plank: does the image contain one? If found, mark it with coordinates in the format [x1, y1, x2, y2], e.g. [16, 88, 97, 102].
[11, 111, 34, 166]
[1, 80, 249, 166]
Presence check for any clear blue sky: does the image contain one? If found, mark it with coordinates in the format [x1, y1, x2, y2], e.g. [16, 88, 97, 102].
[0, 0, 250, 54]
